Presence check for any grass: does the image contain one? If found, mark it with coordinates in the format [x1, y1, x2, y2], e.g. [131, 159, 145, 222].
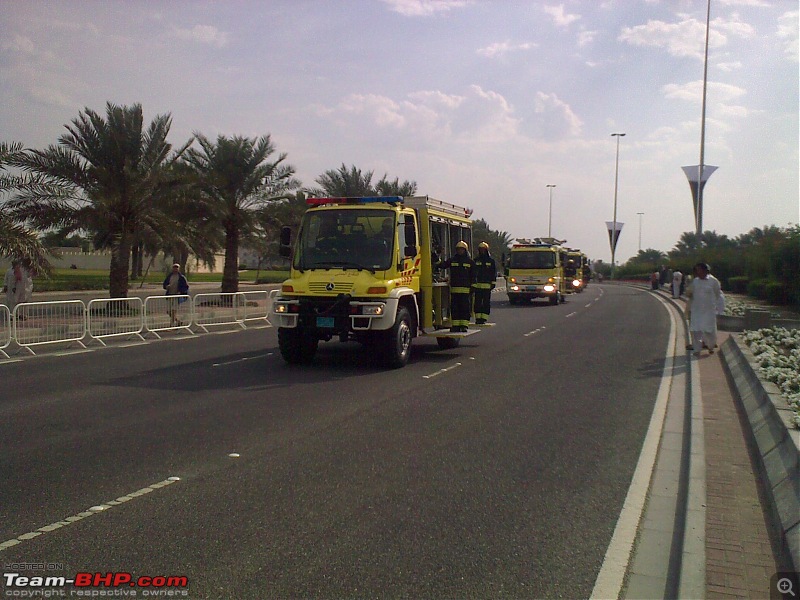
[33, 269, 289, 291]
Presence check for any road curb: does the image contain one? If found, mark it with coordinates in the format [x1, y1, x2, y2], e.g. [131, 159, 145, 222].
[719, 335, 800, 571]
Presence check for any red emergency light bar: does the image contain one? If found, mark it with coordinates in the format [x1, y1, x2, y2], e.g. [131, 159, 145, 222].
[306, 196, 403, 206]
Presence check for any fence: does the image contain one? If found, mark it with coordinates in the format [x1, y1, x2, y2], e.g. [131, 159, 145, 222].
[144, 295, 193, 338]
[0, 305, 11, 358]
[0, 292, 271, 356]
[87, 298, 145, 345]
[13, 300, 88, 355]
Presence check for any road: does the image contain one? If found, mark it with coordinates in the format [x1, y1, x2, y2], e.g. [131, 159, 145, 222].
[0, 283, 672, 599]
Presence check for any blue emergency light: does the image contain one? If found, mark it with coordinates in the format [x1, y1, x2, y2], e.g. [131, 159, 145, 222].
[306, 196, 403, 206]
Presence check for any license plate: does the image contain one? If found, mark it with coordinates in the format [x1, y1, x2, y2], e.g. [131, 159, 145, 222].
[316, 317, 335, 328]
[525, 286, 538, 292]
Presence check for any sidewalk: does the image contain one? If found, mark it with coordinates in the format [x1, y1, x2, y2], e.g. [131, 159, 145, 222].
[672, 292, 790, 598]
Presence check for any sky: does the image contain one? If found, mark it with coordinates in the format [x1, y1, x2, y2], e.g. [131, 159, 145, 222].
[1, 0, 798, 264]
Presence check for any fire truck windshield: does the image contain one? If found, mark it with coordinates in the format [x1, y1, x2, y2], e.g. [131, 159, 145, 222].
[294, 209, 396, 272]
[510, 250, 556, 269]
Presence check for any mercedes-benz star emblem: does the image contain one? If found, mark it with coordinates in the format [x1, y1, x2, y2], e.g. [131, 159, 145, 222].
[326, 282, 335, 291]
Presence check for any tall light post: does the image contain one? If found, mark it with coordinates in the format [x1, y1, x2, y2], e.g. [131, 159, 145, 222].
[611, 133, 625, 277]
[637, 212, 644, 252]
[546, 184, 556, 237]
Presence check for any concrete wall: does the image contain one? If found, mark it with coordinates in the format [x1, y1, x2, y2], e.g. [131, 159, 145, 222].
[0, 250, 226, 274]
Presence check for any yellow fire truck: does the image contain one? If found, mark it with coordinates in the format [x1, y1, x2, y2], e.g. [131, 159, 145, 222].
[505, 238, 570, 305]
[565, 249, 586, 293]
[271, 195, 478, 367]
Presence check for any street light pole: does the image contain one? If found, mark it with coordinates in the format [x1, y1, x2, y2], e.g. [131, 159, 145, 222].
[611, 133, 625, 277]
[546, 184, 556, 237]
[637, 212, 644, 252]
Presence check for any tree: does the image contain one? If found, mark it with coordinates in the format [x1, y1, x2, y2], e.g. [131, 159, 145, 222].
[311, 163, 417, 197]
[0, 142, 52, 274]
[7, 103, 192, 296]
[471, 218, 512, 266]
[183, 133, 298, 293]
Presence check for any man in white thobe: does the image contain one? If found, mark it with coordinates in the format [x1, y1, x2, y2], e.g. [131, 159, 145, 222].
[672, 269, 683, 299]
[687, 263, 724, 355]
[3, 260, 33, 315]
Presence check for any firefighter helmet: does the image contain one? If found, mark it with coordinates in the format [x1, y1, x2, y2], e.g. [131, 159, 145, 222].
[456, 240, 469, 251]
[479, 241, 490, 250]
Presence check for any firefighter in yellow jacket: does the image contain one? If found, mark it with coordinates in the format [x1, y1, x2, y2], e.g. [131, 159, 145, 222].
[472, 242, 496, 324]
[437, 240, 475, 332]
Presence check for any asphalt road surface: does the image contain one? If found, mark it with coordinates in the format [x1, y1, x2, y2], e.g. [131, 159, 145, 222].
[1, 283, 671, 599]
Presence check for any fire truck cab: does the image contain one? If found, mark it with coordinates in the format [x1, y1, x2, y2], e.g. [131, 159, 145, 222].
[505, 238, 570, 305]
[271, 195, 479, 368]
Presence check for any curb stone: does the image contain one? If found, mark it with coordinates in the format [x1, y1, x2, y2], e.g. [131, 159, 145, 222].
[720, 335, 800, 571]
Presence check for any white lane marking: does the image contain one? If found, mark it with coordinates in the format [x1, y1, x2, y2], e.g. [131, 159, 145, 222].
[213, 352, 273, 367]
[565, 312, 577, 318]
[0, 359, 24, 365]
[590, 294, 679, 599]
[0, 477, 181, 552]
[116, 342, 149, 348]
[53, 349, 95, 356]
[585, 303, 592, 308]
[422, 362, 462, 379]
[523, 325, 546, 337]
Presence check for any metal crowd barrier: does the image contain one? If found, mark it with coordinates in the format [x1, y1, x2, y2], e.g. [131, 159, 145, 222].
[143, 295, 193, 338]
[0, 305, 11, 358]
[0, 289, 274, 357]
[86, 298, 145, 345]
[193, 292, 246, 333]
[13, 300, 88, 355]
[239, 290, 271, 324]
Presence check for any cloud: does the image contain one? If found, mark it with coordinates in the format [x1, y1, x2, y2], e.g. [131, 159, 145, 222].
[577, 30, 598, 47]
[718, 0, 769, 6]
[380, 0, 470, 17]
[533, 92, 583, 136]
[172, 25, 229, 48]
[777, 11, 799, 62]
[662, 80, 747, 103]
[618, 16, 743, 59]
[1, 34, 36, 54]
[543, 4, 581, 27]
[315, 86, 521, 146]
[716, 61, 742, 71]
[476, 40, 537, 58]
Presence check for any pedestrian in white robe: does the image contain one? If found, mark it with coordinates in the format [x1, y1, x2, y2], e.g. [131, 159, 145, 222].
[687, 263, 724, 355]
[3, 260, 33, 314]
[672, 269, 683, 299]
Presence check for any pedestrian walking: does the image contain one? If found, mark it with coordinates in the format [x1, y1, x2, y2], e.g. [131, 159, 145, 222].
[650, 270, 659, 291]
[163, 263, 189, 326]
[687, 262, 725, 356]
[672, 269, 683, 299]
[437, 240, 474, 332]
[3, 259, 33, 317]
[472, 242, 496, 325]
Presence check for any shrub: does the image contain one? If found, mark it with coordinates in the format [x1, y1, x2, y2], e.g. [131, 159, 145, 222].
[748, 279, 769, 300]
[765, 281, 787, 305]
[728, 276, 749, 294]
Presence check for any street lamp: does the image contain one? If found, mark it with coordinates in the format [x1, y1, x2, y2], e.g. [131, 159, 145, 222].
[546, 184, 556, 237]
[637, 212, 644, 252]
[611, 133, 626, 277]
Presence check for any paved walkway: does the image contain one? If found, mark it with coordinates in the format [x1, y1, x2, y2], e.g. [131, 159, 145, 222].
[671, 292, 789, 599]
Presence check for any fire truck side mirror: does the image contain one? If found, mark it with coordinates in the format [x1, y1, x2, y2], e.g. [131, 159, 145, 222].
[279, 226, 292, 257]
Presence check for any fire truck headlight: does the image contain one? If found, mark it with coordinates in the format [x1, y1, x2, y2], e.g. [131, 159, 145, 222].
[510, 285, 520, 291]
[543, 284, 555, 292]
[274, 304, 288, 313]
[572, 279, 581, 287]
[362, 305, 384, 316]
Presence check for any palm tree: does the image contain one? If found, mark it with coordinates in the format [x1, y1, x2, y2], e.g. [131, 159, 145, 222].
[183, 133, 298, 293]
[0, 142, 52, 274]
[7, 103, 192, 297]
[311, 164, 417, 197]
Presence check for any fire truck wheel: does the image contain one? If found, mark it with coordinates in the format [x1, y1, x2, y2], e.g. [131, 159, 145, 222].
[384, 307, 412, 368]
[278, 328, 317, 364]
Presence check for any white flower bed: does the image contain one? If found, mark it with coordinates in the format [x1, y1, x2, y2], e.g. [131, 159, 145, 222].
[725, 298, 781, 318]
[741, 327, 800, 429]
